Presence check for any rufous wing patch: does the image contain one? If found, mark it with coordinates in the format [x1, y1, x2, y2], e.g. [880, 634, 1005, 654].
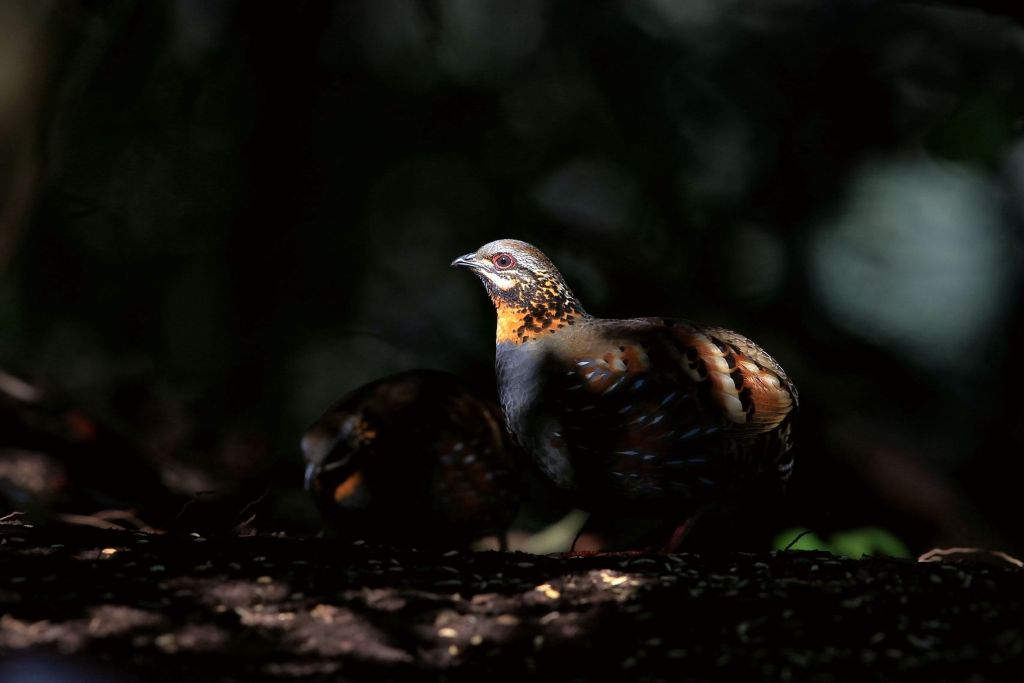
[573, 343, 652, 394]
[670, 325, 795, 434]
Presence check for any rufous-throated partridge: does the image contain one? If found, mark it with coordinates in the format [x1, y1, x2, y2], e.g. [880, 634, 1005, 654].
[452, 239, 797, 551]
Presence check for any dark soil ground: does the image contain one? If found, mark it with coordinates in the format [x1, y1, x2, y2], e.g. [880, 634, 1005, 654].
[0, 519, 1022, 683]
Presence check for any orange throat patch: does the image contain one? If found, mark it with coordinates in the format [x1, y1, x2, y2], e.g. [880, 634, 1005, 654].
[493, 298, 583, 344]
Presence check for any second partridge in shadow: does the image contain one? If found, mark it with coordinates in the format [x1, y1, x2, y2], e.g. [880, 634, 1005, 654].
[302, 369, 521, 550]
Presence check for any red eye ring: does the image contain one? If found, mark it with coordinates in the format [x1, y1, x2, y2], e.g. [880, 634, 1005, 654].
[492, 253, 516, 270]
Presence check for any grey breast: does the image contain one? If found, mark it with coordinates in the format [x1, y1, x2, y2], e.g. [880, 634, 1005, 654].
[495, 341, 543, 442]
[495, 340, 578, 491]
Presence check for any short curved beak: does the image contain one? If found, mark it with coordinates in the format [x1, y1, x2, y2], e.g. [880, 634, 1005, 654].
[450, 252, 479, 269]
[303, 462, 321, 492]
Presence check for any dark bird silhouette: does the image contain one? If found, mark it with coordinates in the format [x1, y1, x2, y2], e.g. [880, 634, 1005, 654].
[302, 369, 520, 550]
[452, 239, 798, 551]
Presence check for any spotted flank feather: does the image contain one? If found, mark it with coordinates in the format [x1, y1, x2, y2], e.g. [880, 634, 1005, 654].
[533, 318, 796, 514]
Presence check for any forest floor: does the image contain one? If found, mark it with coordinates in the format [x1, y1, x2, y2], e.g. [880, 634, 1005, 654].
[0, 518, 1021, 683]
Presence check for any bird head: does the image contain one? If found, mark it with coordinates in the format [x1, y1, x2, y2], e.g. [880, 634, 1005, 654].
[452, 239, 587, 344]
[302, 412, 373, 510]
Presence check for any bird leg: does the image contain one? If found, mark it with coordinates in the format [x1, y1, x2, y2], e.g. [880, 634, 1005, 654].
[662, 519, 693, 553]
[661, 510, 705, 553]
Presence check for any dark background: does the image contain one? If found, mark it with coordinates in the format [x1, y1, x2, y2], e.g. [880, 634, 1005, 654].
[2, 0, 1023, 555]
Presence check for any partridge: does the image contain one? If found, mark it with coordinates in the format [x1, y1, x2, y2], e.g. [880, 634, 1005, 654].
[452, 239, 798, 550]
[302, 369, 520, 549]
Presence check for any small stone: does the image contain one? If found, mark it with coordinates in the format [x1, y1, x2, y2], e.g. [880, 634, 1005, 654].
[539, 611, 560, 624]
[155, 633, 177, 653]
[535, 583, 560, 599]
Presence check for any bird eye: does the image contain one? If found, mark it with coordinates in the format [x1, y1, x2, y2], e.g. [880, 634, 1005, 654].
[492, 253, 516, 270]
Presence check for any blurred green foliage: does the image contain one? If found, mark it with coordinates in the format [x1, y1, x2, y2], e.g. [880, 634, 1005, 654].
[774, 527, 913, 559]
